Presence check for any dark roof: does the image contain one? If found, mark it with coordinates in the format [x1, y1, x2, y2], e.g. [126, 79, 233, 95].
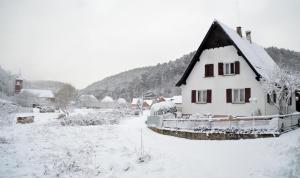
[176, 20, 272, 87]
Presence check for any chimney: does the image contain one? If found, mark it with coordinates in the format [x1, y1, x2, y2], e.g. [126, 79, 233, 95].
[246, 30, 252, 43]
[236, 26, 242, 37]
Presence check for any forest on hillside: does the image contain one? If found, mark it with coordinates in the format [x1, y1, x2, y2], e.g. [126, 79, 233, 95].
[82, 47, 300, 101]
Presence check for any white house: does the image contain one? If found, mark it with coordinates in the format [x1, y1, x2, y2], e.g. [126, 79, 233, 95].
[176, 20, 297, 117]
[18, 89, 55, 107]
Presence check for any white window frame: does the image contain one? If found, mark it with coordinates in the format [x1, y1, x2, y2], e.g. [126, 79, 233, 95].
[232, 88, 245, 103]
[196, 90, 207, 103]
[224, 63, 234, 75]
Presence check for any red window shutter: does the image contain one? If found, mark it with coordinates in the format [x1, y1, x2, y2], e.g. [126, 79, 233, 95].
[226, 89, 232, 103]
[289, 97, 292, 105]
[191, 90, 196, 103]
[267, 94, 271, 103]
[207, 89, 212, 103]
[205, 64, 214, 77]
[218, 63, 223, 75]
[273, 93, 277, 103]
[230, 63, 234, 74]
[245, 88, 251, 103]
[209, 64, 214, 77]
[235, 61, 240, 74]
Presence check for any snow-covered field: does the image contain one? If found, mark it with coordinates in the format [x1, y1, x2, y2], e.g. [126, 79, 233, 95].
[0, 108, 300, 178]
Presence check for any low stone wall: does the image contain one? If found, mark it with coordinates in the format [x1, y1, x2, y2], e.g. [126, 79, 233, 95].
[148, 127, 280, 140]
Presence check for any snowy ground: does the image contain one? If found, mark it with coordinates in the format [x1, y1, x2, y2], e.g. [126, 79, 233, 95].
[0, 109, 300, 178]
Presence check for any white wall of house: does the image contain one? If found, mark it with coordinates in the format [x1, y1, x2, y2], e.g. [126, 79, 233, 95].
[181, 45, 296, 116]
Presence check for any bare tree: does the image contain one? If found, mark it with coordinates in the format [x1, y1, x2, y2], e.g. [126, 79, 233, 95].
[262, 66, 300, 114]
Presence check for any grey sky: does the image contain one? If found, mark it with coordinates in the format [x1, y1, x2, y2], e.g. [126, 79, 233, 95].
[0, 0, 299, 89]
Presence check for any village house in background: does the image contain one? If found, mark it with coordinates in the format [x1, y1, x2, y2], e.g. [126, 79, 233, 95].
[18, 89, 55, 107]
[14, 76, 55, 107]
[176, 20, 298, 116]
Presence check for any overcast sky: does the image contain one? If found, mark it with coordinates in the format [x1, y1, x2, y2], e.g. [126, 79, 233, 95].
[0, 0, 299, 89]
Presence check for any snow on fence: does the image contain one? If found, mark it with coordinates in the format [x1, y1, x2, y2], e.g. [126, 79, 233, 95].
[147, 113, 300, 132]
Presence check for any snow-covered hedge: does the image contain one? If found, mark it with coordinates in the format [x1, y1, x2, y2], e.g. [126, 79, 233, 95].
[61, 109, 132, 126]
[150, 101, 176, 116]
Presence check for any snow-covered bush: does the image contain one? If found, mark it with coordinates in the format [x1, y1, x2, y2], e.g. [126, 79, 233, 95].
[77, 95, 99, 108]
[61, 109, 130, 126]
[117, 98, 128, 108]
[268, 117, 279, 130]
[150, 101, 176, 116]
[100, 96, 115, 108]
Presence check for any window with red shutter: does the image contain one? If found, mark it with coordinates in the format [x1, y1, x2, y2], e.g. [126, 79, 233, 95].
[267, 94, 271, 103]
[207, 90, 212, 103]
[191, 90, 196, 103]
[230, 63, 234, 74]
[235, 61, 240, 74]
[245, 88, 251, 103]
[205, 64, 214, 77]
[273, 93, 277, 103]
[226, 89, 232, 103]
[218, 63, 223, 75]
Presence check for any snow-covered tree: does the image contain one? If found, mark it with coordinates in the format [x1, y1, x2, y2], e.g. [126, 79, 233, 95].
[262, 66, 300, 114]
[55, 83, 77, 108]
[78, 95, 99, 108]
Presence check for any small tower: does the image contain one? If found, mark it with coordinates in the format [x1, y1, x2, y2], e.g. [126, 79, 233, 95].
[15, 72, 23, 94]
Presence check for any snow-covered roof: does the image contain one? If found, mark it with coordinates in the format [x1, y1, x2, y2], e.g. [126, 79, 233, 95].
[150, 101, 175, 113]
[131, 98, 142, 105]
[117, 98, 127, 104]
[101, 96, 114, 103]
[176, 20, 278, 86]
[170, 96, 182, 104]
[218, 21, 277, 79]
[144, 100, 153, 106]
[20, 89, 54, 98]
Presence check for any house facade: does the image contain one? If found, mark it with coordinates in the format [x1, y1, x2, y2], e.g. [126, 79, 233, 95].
[176, 20, 296, 116]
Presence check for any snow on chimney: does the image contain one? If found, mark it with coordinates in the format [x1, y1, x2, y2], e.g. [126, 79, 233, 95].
[236, 26, 242, 37]
[246, 30, 252, 43]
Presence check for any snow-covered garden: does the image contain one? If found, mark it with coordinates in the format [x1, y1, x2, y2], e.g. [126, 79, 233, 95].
[0, 100, 300, 178]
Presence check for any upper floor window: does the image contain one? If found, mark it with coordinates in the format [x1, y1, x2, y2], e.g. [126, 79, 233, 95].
[224, 63, 235, 75]
[205, 64, 214, 77]
[218, 61, 240, 75]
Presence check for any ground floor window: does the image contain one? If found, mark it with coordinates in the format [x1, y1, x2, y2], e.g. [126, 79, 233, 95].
[197, 90, 207, 103]
[233, 88, 245, 103]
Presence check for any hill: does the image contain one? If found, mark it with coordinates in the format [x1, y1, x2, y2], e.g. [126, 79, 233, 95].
[82, 47, 300, 101]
